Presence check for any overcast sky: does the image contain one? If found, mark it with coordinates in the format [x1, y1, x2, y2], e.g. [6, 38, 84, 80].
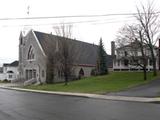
[0, 0, 159, 66]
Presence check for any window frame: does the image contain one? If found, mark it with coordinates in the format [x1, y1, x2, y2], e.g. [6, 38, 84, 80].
[27, 45, 35, 61]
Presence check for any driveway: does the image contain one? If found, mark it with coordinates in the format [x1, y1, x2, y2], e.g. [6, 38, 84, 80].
[107, 78, 160, 97]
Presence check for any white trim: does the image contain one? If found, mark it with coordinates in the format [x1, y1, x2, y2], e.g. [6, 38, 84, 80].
[31, 30, 46, 57]
[26, 59, 36, 62]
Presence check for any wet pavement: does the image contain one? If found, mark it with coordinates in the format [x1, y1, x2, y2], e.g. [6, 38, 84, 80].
[0, 88, 160, 120]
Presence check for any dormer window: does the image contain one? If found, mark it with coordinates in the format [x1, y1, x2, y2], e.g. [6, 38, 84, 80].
[28, 46, 35, 60]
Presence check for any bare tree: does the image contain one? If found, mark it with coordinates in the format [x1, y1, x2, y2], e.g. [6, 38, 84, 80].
[54, 24, 76, 85]
[44, 35, 56, 83]
[46, 54, 55, 83]
[116, 24, 148, 80]
[135, 1, 160, 76]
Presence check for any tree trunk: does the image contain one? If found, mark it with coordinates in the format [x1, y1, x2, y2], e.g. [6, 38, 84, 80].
[64, 62, 69, 85]
[143, 67, 147, 80]
[153, 59, 157, 76]
[150, 45, 157, 76]
[64, 73, 68, 85]
[139, 32, 147, 80]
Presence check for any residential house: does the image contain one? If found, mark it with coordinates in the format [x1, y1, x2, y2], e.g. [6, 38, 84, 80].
[111, 41, 159, 71]
[0, 61, 19, 81]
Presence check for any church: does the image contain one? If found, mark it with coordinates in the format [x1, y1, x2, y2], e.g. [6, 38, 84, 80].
[18, 30, 112, 83]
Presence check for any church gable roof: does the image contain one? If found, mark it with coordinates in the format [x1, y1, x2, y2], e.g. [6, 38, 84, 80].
[34, 31, 112, 66]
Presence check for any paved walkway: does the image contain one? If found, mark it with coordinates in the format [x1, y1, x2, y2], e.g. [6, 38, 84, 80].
[0, 83, 23, 87]
[107, 79, 160, 97]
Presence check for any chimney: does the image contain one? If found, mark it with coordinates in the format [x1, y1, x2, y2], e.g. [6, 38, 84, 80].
[111, 41, 115, 56]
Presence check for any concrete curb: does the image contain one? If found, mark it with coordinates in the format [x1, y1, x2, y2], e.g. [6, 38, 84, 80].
[0, 86, 160, 103]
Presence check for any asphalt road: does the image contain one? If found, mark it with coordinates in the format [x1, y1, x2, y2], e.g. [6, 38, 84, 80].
[0, 88, 160, 120]
[108, 79, 160, 97]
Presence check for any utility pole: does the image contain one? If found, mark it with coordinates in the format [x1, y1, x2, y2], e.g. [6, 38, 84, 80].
[27, 5, 30, 15]
[22, 5, 31, 35]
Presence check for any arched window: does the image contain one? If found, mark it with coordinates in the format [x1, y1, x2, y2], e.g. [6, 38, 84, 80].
[28, 46, 35, 60]
[79, 68, 84, 79]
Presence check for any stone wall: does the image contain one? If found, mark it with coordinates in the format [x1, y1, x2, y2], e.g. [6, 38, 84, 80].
[19, 30, 47, 83]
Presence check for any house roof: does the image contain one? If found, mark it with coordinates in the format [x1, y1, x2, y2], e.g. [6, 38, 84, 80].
[34, 31, 113, 67]
[3, 64, 9, 67]
[117, 40, 158, 51]
[10, 61, 19, 66]
[3, 61, 19, 67]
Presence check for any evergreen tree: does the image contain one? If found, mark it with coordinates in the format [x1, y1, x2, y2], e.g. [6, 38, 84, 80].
[97, 38, 108, 75]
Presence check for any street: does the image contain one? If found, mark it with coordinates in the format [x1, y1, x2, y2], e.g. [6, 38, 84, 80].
[0, 88, 159, 120]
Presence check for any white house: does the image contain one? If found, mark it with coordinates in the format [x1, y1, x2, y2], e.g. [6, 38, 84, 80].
[111, 41, 159, 71]
[0, 61, 19, 81]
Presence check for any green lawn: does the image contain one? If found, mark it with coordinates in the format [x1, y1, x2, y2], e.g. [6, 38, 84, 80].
[24, 72, 159, 94]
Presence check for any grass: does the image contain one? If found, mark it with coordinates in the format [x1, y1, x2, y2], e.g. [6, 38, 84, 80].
[24, 72, 159, 94]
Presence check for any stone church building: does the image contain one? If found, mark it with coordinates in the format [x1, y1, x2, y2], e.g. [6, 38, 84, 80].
[19, 30, 112, 83]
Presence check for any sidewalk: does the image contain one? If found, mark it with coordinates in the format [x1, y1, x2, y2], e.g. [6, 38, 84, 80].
[0, 83, 23, 87]
[0, 84, 160, 103]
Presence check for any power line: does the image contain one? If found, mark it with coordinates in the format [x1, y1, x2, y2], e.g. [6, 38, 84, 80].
[2, 17, 134, 28]
[3, 19, 103, 27]
[1, 11, 158, 27]
[1, 16, 135, 28]
[0, 12, 159, 21]
[92, 19, 135, 25]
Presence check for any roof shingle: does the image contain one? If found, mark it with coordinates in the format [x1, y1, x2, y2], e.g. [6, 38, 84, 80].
[34, 31, 113, 67]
